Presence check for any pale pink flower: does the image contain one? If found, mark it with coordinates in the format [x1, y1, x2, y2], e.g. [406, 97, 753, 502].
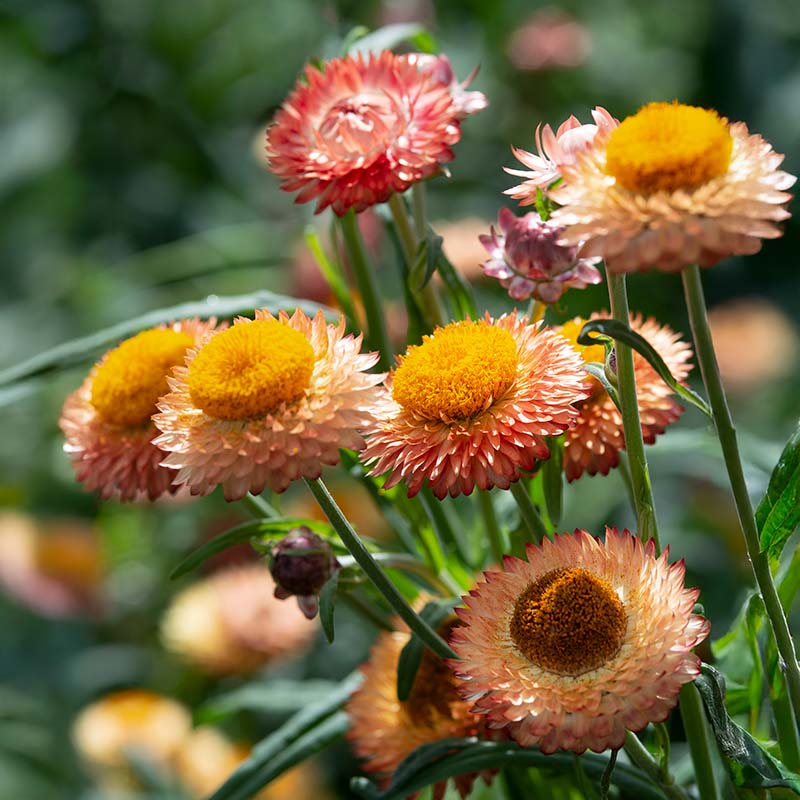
[407, 53, 488, 119]
[507, 8, 591, 72]
[449, 528, 710, 754]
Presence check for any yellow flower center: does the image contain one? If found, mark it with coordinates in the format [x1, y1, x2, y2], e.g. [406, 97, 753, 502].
[510, 567, 626, 676]
[90, 329, 194, 427]
[405, 620, 463, 727]
[605, 102, 733, 194]
[187, 319, 315, 421]
[392, 321, 518, 421]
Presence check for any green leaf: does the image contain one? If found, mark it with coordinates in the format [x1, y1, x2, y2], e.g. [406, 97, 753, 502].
[578, 319, 711, 418]
[410, 233, 441, 291]
[169, 518, 331, 579]
[396, 600, 457, 702]
[351, 739, 667, 800]
[429, 234, 479, 320]
[319, 570, 340, 643]
[346, 23, 438, 56]
[0, 291, 335, 387]
[208, 672, 361, 800]
[542, 436, 564, 526]
[757, 421, 800, 560]
[583, 363, 621, 411]
[695, 664, 800, 794]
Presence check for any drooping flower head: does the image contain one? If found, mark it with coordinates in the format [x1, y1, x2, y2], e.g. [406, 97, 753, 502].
[407, 53, 489, 119]
[347, 619, 489, 799]
[160, 564, 315, 675]
[505, 106, 618, 199]
[549, 102, 796, 272]
[480, 207, 602, 302]
[555, 313, 692, 481]
[449, 528, 709, 754]
[270, 526, 341, 619]
[60, 319, 217, 502]
[266, 51, 461, 215]
[361, 312, 589, 499]
[153, 309, 383, 501]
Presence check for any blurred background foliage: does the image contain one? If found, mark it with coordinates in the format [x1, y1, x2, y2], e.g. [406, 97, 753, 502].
[1, 0, 799, 798]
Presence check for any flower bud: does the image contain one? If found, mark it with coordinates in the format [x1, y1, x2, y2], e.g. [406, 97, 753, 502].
[270, 527, 340, 619]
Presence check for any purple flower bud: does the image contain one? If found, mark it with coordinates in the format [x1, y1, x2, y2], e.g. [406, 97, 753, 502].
[270, 527, 339, 620]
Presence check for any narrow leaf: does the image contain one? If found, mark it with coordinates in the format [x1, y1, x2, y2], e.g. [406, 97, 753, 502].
[411, 234, 441, 291]
[319, 570, 340, 643]
[695, 664, 800, 794]
[578, 319, 711, 418]
[346, 23, 438, 56]
[0, 291, 334, 387]
[430, 237, 479, 320]
[583, 363, 621, 411]
[757, 421, 800, 560]
[542, 435, 564, 526]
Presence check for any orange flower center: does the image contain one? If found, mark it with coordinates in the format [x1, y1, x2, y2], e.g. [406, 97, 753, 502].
[90, 329, 194, 427]
[103, 689, 169, 725]
[405, 620, 464, 727]
[392, 321, 518, 420]
[605, 102, 733, 194]
[187, 319, 314, 421]
[510, 567, 626, 676]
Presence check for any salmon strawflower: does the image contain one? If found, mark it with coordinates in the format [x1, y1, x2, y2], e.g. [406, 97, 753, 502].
[547, 101, 796, 272]
[449, 528, 710, 754]
[361, 312, 589, 499]
[556, 314, 692, 481]
[60, 319, 217, 502]
[346, 619, 490, 800]
[505, 106, 618, 198]
[153, 309, 383, 501]
[266, 50, 462, 215]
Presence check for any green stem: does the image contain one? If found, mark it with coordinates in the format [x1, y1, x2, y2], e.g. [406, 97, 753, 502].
[679, 683, 720, 800]
[623, 732, 689, 800]
[411, 182, 428, 240]
[305, 478, 456, 659]
[304, 227, 359, 326]
[599, 749, 618, 800]
[606, 272, 660, 549]
[681, 264, 800, 721]
[242, 493, 278, 519]
[339, 210, 392, 371]
[510, 482, 550, 544]
[477, 490, 506, 564]
[527, 298, 546, 324]
[388, 192, 445, 328]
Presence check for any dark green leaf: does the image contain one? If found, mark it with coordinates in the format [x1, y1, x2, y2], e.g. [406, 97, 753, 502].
[757, 422, 800, 560]
[351, 739, 668, 800]
[695, 664, 800, 794]
[542, 435, 564, 526]
[578, 319, 711, 418]
[396, 600, 457, 702]
[170, 518, 331, 579]
[411, 233, 441, 291]
[319, 570, 340, 643]
[0, 291, 334, 387]
[583, 363, 621, 411]
[209, 672, 361, 800]
[346, 23, 438, 56]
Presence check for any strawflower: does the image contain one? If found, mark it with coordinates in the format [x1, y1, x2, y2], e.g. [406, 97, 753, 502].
[60, 319, 217, 502]
[407, 53, 488, 119]
[153, 308, 383, 501]
[449, 528, 709, 753]
[361, 312, 589, 498]
[549, 101, 796, 272]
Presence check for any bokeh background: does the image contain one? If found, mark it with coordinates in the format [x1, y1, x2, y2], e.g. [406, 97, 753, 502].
[1, 1, 799, 798]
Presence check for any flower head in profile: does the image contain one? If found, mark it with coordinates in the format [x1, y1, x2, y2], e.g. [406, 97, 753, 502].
[60, 319, 217, 502]
[449, 528, 709, 754]
[266, 51, 461, 215]
[347, 618, 490, 799]
[160, 565, 315, 675]
[549, 102, 796, 272]
[361, 312, 589, 499]
[407, 53, 488, 119]
[480, 207, 602, 302]
[153, 308, 383, 501]
[556, 314, 692, 481]
[505, 106, 618, 199]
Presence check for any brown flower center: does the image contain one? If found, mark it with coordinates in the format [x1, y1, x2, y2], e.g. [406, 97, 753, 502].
[405, 620, 463, 726]
[509, 567, 626, 676]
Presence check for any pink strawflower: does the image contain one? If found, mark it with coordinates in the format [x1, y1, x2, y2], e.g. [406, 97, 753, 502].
[407, 53, 488, 119]
[449, 528, 710, 754]
[480, 207, 602, 302]
[361, 312, 589, 499]
[266, 51, 461, 215]
[153, 309, 384, 501]
[505, 106, 618, 199]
